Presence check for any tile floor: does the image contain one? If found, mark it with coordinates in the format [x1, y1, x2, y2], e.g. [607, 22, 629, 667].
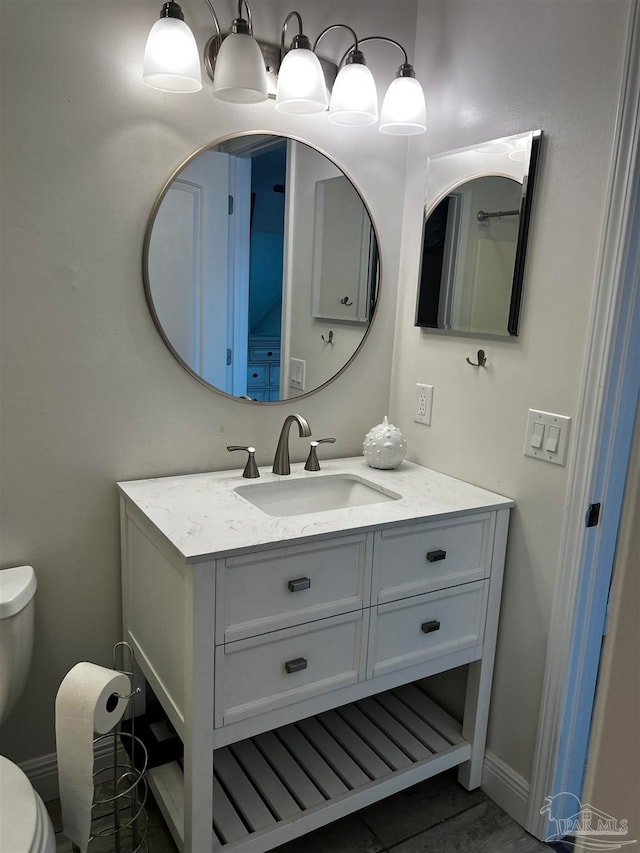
[49, 770, 553, 852]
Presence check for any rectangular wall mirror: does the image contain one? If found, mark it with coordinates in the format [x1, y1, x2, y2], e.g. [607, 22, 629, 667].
[415, 130, 542, 338]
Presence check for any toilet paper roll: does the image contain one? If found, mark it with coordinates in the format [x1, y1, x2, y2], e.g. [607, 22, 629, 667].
[55, 662, 131, 853]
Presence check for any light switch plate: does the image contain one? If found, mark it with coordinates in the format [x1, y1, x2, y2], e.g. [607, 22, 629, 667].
[289, 357, 306, 391]
[524, 409, 571, 465]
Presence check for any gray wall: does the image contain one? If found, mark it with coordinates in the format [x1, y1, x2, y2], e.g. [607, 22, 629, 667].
[0, 0, 416, 763]
[392, 0, 631, 788]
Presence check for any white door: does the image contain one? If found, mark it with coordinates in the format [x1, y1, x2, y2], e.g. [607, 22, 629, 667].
[149, 151, 235, 392]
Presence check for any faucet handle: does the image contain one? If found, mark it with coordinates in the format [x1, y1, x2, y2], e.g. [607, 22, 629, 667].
[304, 438, 336, 471]
[227, 445, 260, 479]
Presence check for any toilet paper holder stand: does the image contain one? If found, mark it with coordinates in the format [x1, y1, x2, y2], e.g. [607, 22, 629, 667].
[71, 641, 149, 853]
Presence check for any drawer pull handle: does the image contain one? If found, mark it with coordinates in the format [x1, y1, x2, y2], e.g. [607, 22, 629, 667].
[285, 657, 308, 674]
[426, 549, 447, 562]
[288, 577, 311, 592]
[421, 619, 441, 634]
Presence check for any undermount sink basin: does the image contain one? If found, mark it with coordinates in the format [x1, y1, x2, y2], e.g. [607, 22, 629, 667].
[235, 474, 401, 517]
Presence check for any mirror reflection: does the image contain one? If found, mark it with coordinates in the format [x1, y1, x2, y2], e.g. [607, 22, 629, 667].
[144, 133, 379, 401]
[415, 130, 541, 337]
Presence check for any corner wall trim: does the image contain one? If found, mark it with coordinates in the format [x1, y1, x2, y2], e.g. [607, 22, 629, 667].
[482, 750, 529, 828]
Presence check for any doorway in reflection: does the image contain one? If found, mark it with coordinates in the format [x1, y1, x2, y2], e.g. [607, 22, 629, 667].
[148, 138, 287, 399]
[417, 176, 521, 335]
[246, 142, 286, 401]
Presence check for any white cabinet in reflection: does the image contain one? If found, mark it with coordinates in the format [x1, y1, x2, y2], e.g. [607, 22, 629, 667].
[311, 175, 375, 324]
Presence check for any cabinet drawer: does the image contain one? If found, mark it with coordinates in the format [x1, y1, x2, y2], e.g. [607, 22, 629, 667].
[215, 610, 367, 726]
[373, 514, 493, 604]
[247, 365, 268, 387]
[249, 346, 280, 362]
[216, 535, 370, 644]
[269, 363, 281, 384]
[368, 581, 488, 679]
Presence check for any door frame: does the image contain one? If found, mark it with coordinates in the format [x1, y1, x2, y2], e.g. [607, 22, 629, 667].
[526, 0, 640, 838]
[228, 155, 251, 397]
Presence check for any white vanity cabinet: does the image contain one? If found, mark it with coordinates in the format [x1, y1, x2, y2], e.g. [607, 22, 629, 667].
[118, 459, 512, 853]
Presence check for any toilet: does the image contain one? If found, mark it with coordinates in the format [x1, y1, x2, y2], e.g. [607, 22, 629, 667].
[0, 566, 56, 853]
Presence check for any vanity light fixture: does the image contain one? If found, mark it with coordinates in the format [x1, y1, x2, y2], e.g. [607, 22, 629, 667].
[144, 0, 269, 100]
[210, 0, 268, 103]
[142, 3, 426, 135]
[337, 36, 427, 135]
[314, 25, 378, 126]
[378, 60, 426, 135]
[275, 12, 328, 114]
[143, 1, 203, 92]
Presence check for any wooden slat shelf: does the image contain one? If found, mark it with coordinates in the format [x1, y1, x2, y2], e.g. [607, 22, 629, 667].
[148, 683, 470, 852]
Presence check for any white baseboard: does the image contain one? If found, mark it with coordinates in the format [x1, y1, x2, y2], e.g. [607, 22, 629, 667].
[19, 751, 60, 803]
[482, 749, 531, 830]
[19, 740, 117, 803]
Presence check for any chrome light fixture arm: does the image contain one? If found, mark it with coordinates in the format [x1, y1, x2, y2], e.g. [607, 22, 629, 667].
[202, 0, 222, 78]
[280, 10, 305, 62]
[238, 0, 253, 35]
[202, 0, 221, 39]
[338, 36, 414, 77]
[314, 23, 363, 65]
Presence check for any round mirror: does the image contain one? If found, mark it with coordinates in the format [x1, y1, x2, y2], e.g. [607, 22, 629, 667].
[144, 132, 380, 402]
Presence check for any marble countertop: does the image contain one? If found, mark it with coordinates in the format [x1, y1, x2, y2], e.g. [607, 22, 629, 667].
[118, 457, 513, 563]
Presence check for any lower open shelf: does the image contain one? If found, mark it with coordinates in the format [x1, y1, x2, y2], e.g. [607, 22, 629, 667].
[148, 682, 470, 852]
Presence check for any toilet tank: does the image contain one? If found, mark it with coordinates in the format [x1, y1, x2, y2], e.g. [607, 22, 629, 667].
[0, 566, 37, 726]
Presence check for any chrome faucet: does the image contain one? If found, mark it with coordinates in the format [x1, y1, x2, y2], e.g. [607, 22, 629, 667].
[272, 414, 312, 475]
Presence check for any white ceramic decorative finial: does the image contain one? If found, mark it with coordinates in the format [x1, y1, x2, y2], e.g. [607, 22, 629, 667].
[363, 415, 407, 470]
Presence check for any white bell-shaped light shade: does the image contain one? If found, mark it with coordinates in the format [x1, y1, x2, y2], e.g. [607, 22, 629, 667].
[276, 49, 328, 114]
[212, 33, 268, 103]
[328, 63, 378, 126]
[379, 76, 427, 135]
[143, 17, 202, 93]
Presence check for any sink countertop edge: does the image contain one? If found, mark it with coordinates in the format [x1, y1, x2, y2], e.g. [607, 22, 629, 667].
[117, 457, 514, 564]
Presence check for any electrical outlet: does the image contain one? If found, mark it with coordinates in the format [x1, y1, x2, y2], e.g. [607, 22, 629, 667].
[414, 383, 434, 425]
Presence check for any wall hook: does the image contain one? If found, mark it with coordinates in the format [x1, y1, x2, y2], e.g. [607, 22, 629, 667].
[466, 349, 487, 368]
[321, 330, 334, 344]
[340, 296, 353, 306]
